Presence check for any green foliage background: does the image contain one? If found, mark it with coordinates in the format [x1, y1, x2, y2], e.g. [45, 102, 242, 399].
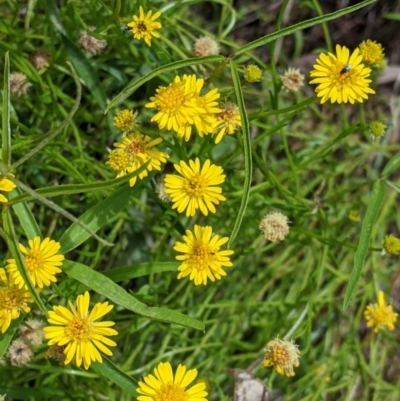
[1, 0, 400, 400]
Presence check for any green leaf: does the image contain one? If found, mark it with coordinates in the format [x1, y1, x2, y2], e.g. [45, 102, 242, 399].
[385, 180, 400, 193]
[382, 151, 400, 176]
[63, 260, 204, 330]
[92, 357, 137, 396]
[105, 55, 224, 112]
[234, 0, 377, 56]
[343, 180, 385, 309]
[2, 209, 47, 314]
[104, 262, 180, 282]
[2, 51, 11, 166]
[59, 184, 140, 254]
[0, 315, 25, 358]
[228, 61, 252, 247]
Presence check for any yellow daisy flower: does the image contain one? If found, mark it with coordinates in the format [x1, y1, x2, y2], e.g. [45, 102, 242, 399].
[0, 268, 34, 333]
[113, 109, 139, 132]
[137, 361, 208, 401]
[43, 291, 118, 370]
[358, 39, 385, 65]
[174, 225, 234, 286]
[262, 337, 300, 377]
[106, 133, 169, 187]
[164, 158, 226, 217]
[0, 175, 16, 203]
[309, 44, 375, 104]
[6, 236, 65, 289]
[213, 102, 242, 144]
[364, 291, 398, 332]
[127, 6, 162, 47]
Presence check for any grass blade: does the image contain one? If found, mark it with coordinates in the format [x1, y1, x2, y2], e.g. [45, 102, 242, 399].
[2, 51, 11, 167]
[63, 260, 205, 330]
[228, 60, 252, 246]
[343, 180, 385, 309]
[382, 151, 400, 176]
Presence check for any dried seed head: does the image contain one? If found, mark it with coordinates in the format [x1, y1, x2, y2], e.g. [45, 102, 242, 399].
[29, 49, 50, 70]
[45, 345, 66, 366]
[259, 211, 290, 242]
[155, 176, 171, 203]
[19, 318, 45, 346]
[9, 72, 31, 97]
[281, 68, 305, 92]
[7, 338, 34, 367]
[79, 27, 107, 55]
[193, 37, 220, 57]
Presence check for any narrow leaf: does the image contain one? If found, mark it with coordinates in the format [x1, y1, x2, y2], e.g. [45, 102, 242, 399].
[63, 260, 204, 330]
[2, 51, 11, 166]
[382, 151, 400, 176]
[385, 180, 400, 193]
[228, 61, 252, 246]
[104, 262, 180, 282]
[0, 315, 25, 357]
[343, 180, 385, 309]
[92, 357, 137, 396]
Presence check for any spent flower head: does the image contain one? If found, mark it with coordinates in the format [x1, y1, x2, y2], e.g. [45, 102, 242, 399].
[164, 158, 226, 217]
[106, 133, 169, 187]
[259, 211, 290, 242]
[263, 337, 300, 377]
[244, 64, 263, 82]
[137, 361, 208, 401]
[19, 318, 45, 346]
[7, 338, 34, 367]
[0, 175, 16, 203]
[310, 44, 375, 104]
[9, 72, 31, 97]
[155, 176, 171, 203]
[43, 291, 118, 370]
[29, 49, 50, 70]
[281, 68, 305, 92]
[79, 27, 107, 55]
[369, 120, 387, 139]
[364, 291, 398, 332]
[6, 237, 65, 289]
[213, 101, 242, 144]
[113, 109, 139, 132]
[127, 6, 162, 47]
[359, 40, 385, 65]
[382, 234, 400, 255]
[0, 268, 34, 333]
[174, 225, 234, 286]
[193, 36, 220, 57]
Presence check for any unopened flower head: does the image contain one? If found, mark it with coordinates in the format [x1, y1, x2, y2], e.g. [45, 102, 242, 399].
[281, 68, 305, 92]
[29, 49, 50, 70]
[259, 211, 290, 242]
[9, 72, 31, 97]
[174, 225, 234, 286]
[0, 268, 34, 333]
[106, 133, 169, 187]
[310, 44, 375, 104]
[137, 361, 208, 401]
[19, 318, 45, 346]
[7, 338, 34, 367]
[165, 158, 226, 217]
[194, 36, 220, 57]
[244, 64, 262, 82]
[6, 237, 65, 289]
[369, 120, 387, 139]
[145, 74, 221, 141]
[263, 337, 300, 377]
[155, 176, 171, 203]
[113, 109, 139, 132]
[213, 102, 242, 144]
[0, 175, 16, 203]
[79, 27, 107, 55]
[364, 291, 398, 332]
[45, 345, 66, 365]
[359, 40, 385, 65]
[383, 234, 400, 255]
[43, 291, 118, 370]
[348, 210, 361, 222]
[127, 6, 162, 47]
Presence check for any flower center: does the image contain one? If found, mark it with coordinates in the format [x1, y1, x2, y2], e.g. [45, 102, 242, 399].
[184, 175, 207, 197]
[0, 288, 24, 311]
[25, 250, 44, 272]
[271, 345, 290, 366]
[189, 241, 214, 270]
[137, 21, 147, 33]
[65, 316, 91, 342]
[155, 84, 186, 112]
[107, 150, 131, 172]
[127, 141, 145, 155]
[155, 383, 188, 401]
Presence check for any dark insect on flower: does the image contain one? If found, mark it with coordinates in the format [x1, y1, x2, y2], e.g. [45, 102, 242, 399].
[340, 64, 352, 74]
